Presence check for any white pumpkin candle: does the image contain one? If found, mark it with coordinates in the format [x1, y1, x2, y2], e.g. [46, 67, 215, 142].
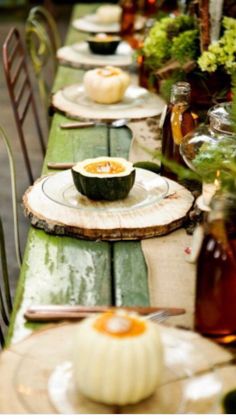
[83, 66, 130, 104]
[96, 4, 122, 24]
[74, 310, 163, 406]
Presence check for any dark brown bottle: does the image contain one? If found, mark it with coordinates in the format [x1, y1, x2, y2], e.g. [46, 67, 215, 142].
[195, 193, 236, 345]
[137, 49, 150, 89]
[160, 82, 196, 180]
[120, 0, 137, 36]
[143, 0, 158, 16]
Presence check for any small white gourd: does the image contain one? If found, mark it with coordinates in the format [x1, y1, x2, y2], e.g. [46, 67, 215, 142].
[73, 310, 163, 406]
[83, 66, 130, 104]
[96, 5, 122, 24]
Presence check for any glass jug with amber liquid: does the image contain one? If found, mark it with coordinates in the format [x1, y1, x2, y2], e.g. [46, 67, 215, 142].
[143, 0, 158, 16]
[120, 0, 139, 48]
[195, 193, 236, 345]
[160, 82, 197, 180]
[120, 0, 137, 36]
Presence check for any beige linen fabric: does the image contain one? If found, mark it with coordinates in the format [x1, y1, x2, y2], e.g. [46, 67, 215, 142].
[129, 119, 196, 329]
[128, 118, 161, 163]
[141, 230, 196, 329]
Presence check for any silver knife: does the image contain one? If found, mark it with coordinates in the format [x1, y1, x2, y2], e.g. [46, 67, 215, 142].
[47, 162, 74, 170]
[60, 118, 128, 129]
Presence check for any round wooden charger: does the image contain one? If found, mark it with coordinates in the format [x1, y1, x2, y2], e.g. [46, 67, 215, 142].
[57, 41, 134, 69]
[51, 84, 166, 121]
[0, 323, 234, 414]
[23, 169, 194, 241]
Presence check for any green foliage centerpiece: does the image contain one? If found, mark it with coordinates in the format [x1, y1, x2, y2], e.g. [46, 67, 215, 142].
[140, 12, 235, 105]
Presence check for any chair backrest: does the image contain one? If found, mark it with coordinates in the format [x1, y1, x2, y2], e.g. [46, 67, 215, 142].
[0, 125, 22, 348]
[2, 27, 45, 185]
[25, 6, 61, 110]
[0, 126, 21, 270]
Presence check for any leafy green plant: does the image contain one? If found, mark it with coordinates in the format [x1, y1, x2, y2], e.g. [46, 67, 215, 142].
[143, 15, 197, 70]
[171, 29, 200, 64]
[198, 17, 236, 75]
[141, 14, 235, 106]
[192, 138, 236, 191]
[151, 136, 236, 194]
[231, 72, 236, 131]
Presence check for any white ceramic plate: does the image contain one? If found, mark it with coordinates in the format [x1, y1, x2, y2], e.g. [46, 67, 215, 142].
[52, 84, 166, 121]
[72, 14, 145, 34]
[47, 326, 223, 414]
[23, 169, 193, 240]
[11, 323, 230, 413]
[48, 363, 222, 414]
[42, 169, 169, 213]
[57, 41, 133, 68]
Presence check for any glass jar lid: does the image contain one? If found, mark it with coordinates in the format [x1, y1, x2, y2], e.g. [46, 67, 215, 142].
[208, 102, 233, 135]
[209, 192, 236, 222]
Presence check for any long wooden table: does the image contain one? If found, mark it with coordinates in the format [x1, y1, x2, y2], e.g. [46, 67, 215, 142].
[3, 5, 236, 415]
[7, 3, 149, 345]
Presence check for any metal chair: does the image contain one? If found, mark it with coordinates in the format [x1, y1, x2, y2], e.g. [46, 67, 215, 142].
[0, 126, 22, 270]
[0, 125, 22, 348]
[0, 325, 4, 348]
[25, 6, 61, 110]
[0, 215, 12, 348]
[2, 27, 45, 185]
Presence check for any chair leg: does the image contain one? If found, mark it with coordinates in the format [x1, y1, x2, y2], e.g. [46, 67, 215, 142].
[0, 286, 9, 327]
[0, 325, 4, 348]
[0, 219, 12, 317]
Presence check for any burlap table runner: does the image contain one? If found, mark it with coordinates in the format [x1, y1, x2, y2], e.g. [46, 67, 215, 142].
[128, 119, 196, 329]
[129, 118, 162, 163]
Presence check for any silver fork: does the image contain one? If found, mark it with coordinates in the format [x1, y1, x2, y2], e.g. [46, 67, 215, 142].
[145, 310, 172, 323]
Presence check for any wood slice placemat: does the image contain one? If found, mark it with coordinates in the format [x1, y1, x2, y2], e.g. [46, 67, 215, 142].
[0, 322, 234, 414]
[23, 169, 194, 241]
[51, 84, 166, 121]
[57, 41, 134, 69]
